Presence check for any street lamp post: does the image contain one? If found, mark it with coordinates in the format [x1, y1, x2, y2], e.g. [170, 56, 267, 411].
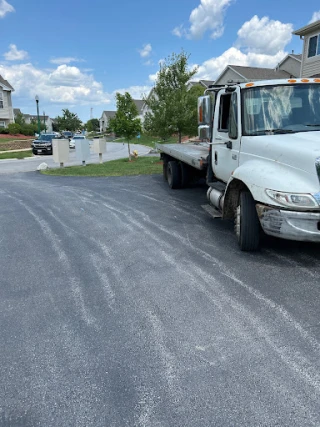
[43, 111, 46, 133]
[35, 95, 41, 137]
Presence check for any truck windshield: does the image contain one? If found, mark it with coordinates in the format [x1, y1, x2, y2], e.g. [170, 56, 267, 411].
[242, 84, 320, 136]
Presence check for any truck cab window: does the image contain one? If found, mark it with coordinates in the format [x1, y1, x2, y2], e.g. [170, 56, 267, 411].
[218, 94, 231, 131]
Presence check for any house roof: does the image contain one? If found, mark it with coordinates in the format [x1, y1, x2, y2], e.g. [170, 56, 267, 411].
[200, 80, 215, 87]
[187, 80, 215, 88]
[101, 111, 116, 119]
[290, 53, 302, 61]
[133, 99, 144, 113]
[0, 75, 14, 91]
[228, 65, 291, 80]
[293, 19, 320, 36]
[13, 108, 22, 116]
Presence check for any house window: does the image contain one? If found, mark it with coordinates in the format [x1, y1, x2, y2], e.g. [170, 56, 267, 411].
[0, 121, 5, 128]
[0, 92, 3, 109]
[308, 35, 320, 58]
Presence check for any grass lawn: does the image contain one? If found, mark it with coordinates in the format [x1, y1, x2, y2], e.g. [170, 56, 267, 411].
[114, 134, 177, 149]
[42, 155, 163, 177]
[0, 150, 33, 160]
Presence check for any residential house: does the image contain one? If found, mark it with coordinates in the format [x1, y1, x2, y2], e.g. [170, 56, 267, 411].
[186, 79, 215, 91]
[13, 108, 53, 132]
[99, 99, 145, 132]
[293, 19, 320, 77]
[99, 110, 116, 133]
[275, 53, 302, 77]
[0, 75, 14, 129]
[212, 53, 301, 85]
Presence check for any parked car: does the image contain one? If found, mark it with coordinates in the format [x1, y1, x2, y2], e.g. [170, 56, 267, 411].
[61, 131, 73, 140]
[69, 135, 90, 149]
[32, 133, 59, 155]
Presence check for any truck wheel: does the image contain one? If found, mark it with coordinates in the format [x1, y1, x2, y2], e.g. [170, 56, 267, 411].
[235, 191, 260, 251]
[180, 162, 190, 188]
[163, 162, 168, 181]
[167, 161, 182, 189]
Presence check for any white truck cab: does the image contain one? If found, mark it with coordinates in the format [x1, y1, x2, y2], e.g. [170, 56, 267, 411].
[157, 78, 320, 251]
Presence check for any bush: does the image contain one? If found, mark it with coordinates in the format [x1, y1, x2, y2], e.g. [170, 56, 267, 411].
[0, 128, 9, 134]
[7, 123, 22, 135]
[20, 124, 37, 136]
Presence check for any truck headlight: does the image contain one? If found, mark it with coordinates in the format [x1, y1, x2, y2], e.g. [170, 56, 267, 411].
[265, 189, 319, 208]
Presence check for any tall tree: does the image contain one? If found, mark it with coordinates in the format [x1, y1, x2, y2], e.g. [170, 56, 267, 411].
[143, 51, 198, 142]
[109, 92, 141, 161]
[86, 118, 100, 132]
[14, 111, 26, 126]
[55, 109, 82, 132]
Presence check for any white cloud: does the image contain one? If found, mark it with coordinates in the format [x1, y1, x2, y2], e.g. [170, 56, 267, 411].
[139, 44, 152, 58]
[4, 44, 28, 61]
[0, 0, 14, 18]
[194, 47, 287, 80]
[172, 25, 185, 38]
[309, 11, 320, 24]
[0, 62, 111, 105]
[50, 57, 85, 65]
[236, 16, 293, 55]
[144, 59, 153, 66]
[148, 72, 158, 83]
[112, 85, 151, 101]
[173, 0, 233, 40]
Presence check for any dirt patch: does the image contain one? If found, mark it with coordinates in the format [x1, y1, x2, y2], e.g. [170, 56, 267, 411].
[0, 134, 32, 139]
[0, 139, 33, 151]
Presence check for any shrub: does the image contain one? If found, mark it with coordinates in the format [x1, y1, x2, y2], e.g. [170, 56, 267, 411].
[20, 124, 37, 136]
[7, 123, 22, 135]
[0, 128, 9, 134]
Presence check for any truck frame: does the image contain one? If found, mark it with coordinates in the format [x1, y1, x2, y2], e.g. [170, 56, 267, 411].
[157, 78, 320, 251]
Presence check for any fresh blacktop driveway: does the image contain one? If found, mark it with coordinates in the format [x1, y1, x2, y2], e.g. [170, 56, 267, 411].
[0, 142, 150, 174]
[1, 171, 320, 426]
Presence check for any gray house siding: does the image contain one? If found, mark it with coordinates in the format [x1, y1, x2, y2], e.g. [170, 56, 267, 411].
[278, 57, 301, 77]
[301, 30, 320, 77]
[294, 21, 320, 77]
[0, 87, 14, 127]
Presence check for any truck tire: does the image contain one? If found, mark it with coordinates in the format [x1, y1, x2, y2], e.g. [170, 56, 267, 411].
[235, 191, 260, 251]
[163, 162, 168, 181]
[167, 161, 182, 189]
[180, 162, 190, 188]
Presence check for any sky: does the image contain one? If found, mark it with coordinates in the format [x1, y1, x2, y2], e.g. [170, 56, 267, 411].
[0, 0, 320, 123]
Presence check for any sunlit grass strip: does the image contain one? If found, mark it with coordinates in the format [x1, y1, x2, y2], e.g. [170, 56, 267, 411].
[42, 156, 163, 177]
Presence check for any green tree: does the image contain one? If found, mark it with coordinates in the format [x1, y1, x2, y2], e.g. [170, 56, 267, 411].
[14, 112, 26, 126]
[86, 118, 100, 132]
[143, 51, 198, 143]
[109, 92, 142, 161]
[55, 109, 82, 132]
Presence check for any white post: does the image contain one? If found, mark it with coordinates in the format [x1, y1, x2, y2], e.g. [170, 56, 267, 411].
[99, 153, 102, 164]
[60, 162, 64, 168]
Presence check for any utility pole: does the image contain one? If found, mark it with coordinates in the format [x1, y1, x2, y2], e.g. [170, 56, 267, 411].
[90, 107, 93, 120]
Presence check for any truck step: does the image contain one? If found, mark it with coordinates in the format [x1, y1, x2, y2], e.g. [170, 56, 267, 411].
[201, 204, 222, 219]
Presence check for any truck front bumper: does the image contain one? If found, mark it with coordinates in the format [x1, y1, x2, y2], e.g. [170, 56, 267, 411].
[256, 204, 320, 242]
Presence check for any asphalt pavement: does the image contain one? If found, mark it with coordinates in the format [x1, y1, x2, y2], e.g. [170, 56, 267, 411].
[1, 171, 320, 426]
[0, 142, 150, 174]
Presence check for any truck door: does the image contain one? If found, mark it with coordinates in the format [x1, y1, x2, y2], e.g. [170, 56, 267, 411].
[212, 88, 241, 183]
